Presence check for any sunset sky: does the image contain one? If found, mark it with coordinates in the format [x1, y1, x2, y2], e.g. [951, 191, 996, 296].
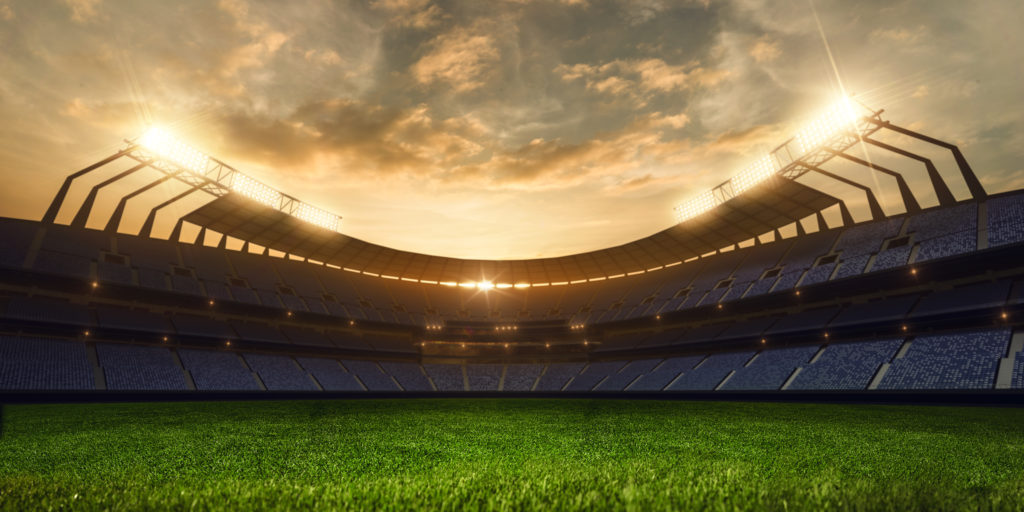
[0, 0, 1021, 259]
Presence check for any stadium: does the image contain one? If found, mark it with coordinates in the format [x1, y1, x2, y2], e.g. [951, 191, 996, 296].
[2, 1, 1024, 510]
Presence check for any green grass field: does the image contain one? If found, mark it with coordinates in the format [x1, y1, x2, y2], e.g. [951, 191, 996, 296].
[1, 399, 1023, 511]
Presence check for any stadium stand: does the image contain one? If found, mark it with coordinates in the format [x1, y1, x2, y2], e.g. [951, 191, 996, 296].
[765, 307, 839, 335]
[595, 359, 662, 391]
[232, 321, 290, 344]
[564, 361, 627, 391]
[340, 360, 400, 391]
[829, 296, 919, 328]
[534, 363, 585, 391]
[667, 351, 755, 390]
[719, 345, 819, 390]
[989, 194, 1024, 247]
[424, 364, 465, 391]
[909, 281, 1011, 319]
[502, 364, 544, 391]
[0, 336, 94, 390]
[628, 356, 704, 391]
[243, 353, 318, 391]
[877, 329, 1010, 389]
[97, 343, 188, 390]
[379, 361, 433, 391]
[466, 364, 503, 391]
[95, 306, 170, 333]
[4, 296, 93, 327]
[0, 221, 35, 269]
[2, 189, 1024, 396]
[787, 339, 904, 390]
[296, 357, 363, 391]
[177, 349, 261, 391]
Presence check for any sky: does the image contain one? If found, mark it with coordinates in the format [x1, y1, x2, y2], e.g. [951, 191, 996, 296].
[0, 0, 1021, 260]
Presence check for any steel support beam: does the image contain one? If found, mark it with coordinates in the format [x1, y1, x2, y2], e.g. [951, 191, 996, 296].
[42, 149, 132, 224]
[796, 161, 886, 222]
[862, 136, 957, 206]
[70, 162, 150, 228]
[104, 171, 184, 233]
[824, 148, 921, 213]
[866, 119, 987, 200]
[139, 186, 204, 238]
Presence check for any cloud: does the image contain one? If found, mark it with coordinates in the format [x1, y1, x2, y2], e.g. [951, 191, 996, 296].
[63, 0, 100, 23]
[556, 57, 728, 106]
[622, 0, 669, 25]
[303, 49, 343, 66]
[871, 26, 927, 44]
[216, 0, 290, 78]
[211, 97, 710, 196]
[61, 98, 90, 118]
[654, 112, 690, 129]
[749, 37, 780, 63]
[411, 23, 502, 92]
[215, 100, 485, 180]
[371, 0, 444, 29]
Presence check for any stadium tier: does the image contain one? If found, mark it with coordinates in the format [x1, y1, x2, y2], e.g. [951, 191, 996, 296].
[0, 328, 1017, 392]
[3, 188, 1024, 393]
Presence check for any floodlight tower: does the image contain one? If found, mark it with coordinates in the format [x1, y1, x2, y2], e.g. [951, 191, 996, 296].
[673, 98, 985, 227]
[43, 126, 343, 234]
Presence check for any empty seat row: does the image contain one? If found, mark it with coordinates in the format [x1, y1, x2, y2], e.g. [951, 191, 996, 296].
[0, 328, 1014, 391]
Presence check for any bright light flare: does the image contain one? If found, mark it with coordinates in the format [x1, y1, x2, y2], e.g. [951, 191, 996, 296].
[295, 203, 340, 231]
[673, 97, 864, 224]
[231, 173, 281, 208]
[795, 98, 859, 155]
[138, 127, 210, 174]
[730, 155, 777, 195]
[136, 127, 342, 232]
[477, 281, 494, 291]
[674, 189, 716, 224]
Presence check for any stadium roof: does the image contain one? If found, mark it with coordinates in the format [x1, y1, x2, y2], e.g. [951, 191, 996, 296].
[182, 175, 839, 284]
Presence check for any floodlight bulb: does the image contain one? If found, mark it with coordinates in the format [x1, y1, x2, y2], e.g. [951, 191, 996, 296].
[138, 126, 210, 175]
[794, 97, 860, 156]
[730, 155, 777, 195]
[295, 203, 340, 231]
[674, 189, 717, 223]
[231, 173, 281, 208]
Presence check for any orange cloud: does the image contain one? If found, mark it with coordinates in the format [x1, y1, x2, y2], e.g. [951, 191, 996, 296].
[372, 0, 445, 29]
[63, 0, 100, 23]
[412, 23, 502, 92]
[557, 58, 727, 98]
[749, 37, 780, 63]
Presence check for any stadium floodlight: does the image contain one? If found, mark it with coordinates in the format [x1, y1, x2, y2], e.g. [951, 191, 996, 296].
[672, 97, 866, 225]
[794, 97, 859, 156]
[477, 281, 494, 290]
[294, 203, 341, 232]
[231, 173, 281, 208]
[730, 155, 778, 195]
[130, 127, 344, 233]
[673, 189, 717, 223]
[138, 127, 210, 174]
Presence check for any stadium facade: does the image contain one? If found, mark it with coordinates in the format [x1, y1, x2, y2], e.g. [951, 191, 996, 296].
[3, 103, 1024, 398]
